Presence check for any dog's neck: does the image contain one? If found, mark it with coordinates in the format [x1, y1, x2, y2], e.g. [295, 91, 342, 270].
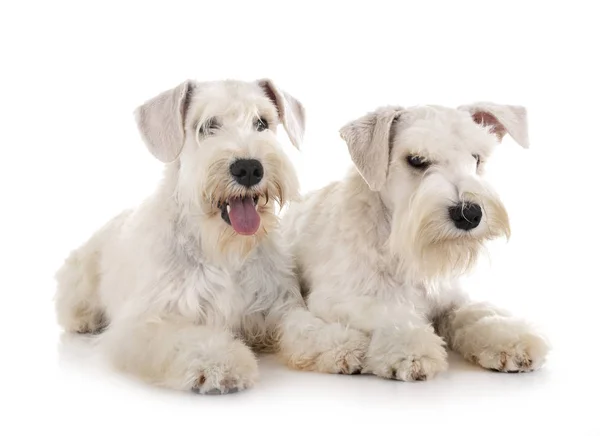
[344, 168, 394, 248]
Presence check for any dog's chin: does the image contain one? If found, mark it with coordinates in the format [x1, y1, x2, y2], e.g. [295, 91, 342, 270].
[413, 238, 485, 280]
[198, 194, 278, 264]
[391, 219, 508, 281]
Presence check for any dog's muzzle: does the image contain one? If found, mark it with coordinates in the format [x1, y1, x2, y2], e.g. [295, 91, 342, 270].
[213, 159, 266, 236]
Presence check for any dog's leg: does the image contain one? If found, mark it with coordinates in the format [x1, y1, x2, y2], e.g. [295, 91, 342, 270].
[435, 302, 549, 372]
[276, 307, 369, 375]
[55, 241, 110, 334]
[55, 212, 130, 334]
[307, 294, 448, 381]
[101, 317, 258, 393]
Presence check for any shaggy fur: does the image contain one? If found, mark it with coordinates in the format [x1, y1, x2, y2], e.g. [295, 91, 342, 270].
[55, 79, 367, 394]
[282, 103, 549, 381]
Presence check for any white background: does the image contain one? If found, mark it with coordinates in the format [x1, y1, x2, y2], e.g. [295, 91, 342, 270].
[1, 1, 599, 435]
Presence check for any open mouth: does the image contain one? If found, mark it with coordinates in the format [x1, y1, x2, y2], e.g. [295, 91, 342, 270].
[218, 195, 260, 236]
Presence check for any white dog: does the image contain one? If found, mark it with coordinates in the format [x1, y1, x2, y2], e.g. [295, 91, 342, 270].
[55, 79, 367, 394]
[282, 103, 549, 381]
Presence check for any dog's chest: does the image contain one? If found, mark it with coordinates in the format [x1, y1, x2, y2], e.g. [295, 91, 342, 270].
[172, 254, 280, 330]
[380, 273, 459, 320]
[347, 253, 447, 318]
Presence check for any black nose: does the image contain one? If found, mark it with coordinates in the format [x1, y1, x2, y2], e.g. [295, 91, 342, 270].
[448, 202, 482, 231]
[230, 159, 264, 187]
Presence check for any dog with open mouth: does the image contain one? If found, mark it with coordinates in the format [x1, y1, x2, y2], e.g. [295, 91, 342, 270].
[55, 79, 367, 393]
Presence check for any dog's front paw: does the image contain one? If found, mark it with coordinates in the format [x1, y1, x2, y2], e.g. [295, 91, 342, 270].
[319, 328, 369, 375]
[456, 316, 549, 372]
[286, 328, 369, 375]
[364, 326, 448, 381]
[191, 342, 259, 395]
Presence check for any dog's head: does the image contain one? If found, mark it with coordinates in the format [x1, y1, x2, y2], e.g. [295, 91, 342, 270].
[135, 79, 303, 258]
[340, 103, 529, 280]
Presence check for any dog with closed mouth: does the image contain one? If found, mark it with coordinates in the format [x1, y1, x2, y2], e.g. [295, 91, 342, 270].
[282, 103, 549, 381]
[55, 79, 367, 393]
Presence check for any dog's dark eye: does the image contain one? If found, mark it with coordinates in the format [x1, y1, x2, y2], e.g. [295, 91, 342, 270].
[199, 118, 220, 136]
[473, 154, 481, 166]
[254, 117, 268, 132]
[406, 155, 430, 170]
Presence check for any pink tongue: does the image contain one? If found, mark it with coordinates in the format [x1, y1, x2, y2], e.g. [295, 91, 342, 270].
[228, 197, 260, 235]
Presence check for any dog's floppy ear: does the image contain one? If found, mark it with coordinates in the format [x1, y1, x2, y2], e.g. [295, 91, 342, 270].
[459, 102, 529, 148]
[257, 79, 305, 150]
[339, 106, 403, 191]
[135, 80, 194, 163]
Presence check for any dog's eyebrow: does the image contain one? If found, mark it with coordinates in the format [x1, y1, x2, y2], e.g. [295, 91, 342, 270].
[197, 117, 221, 134]
[205, 117, 219, 125]
[255, 113, 271, 125]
